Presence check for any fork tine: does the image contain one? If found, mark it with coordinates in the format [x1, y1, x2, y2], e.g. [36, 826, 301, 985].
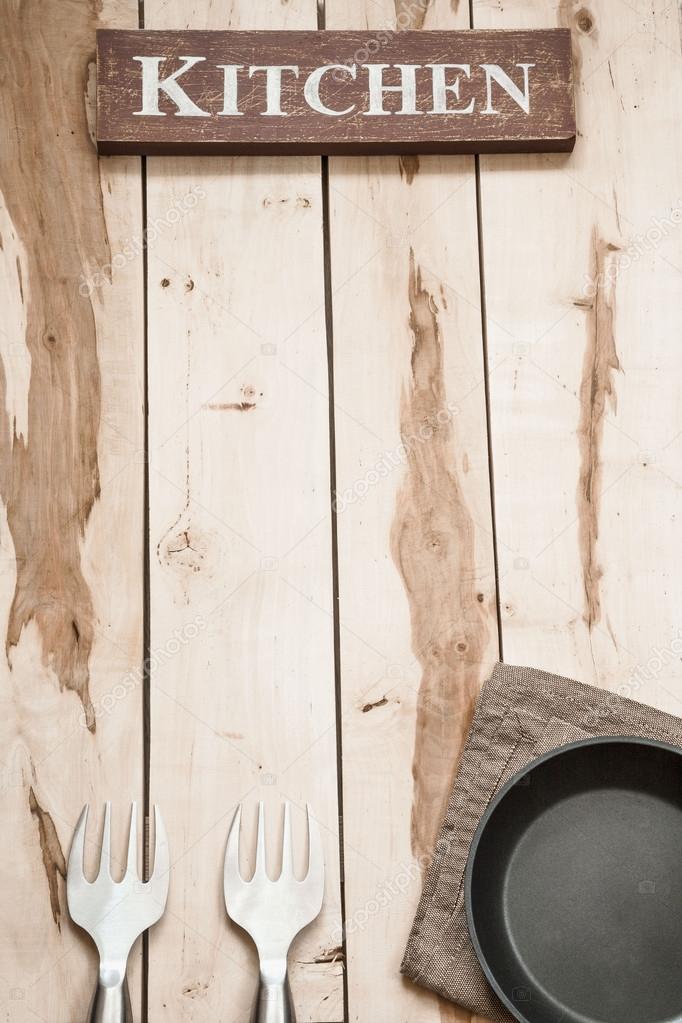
[67, 804, 89, 882]
[97, 801, 112, 879]
[125, 803, 138, 879]
[303, 803, 324, 894]
[149, 806, 170, 903]
[279, 802, 293, 879]
[224, 804, 244, 895]
[254, 802, 267, 879]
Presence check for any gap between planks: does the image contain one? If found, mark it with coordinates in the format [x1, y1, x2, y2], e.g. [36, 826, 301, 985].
[138, 13, 150, 1023]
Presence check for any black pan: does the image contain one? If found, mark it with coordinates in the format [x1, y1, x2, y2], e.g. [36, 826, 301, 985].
[465, 736, 682, 1023]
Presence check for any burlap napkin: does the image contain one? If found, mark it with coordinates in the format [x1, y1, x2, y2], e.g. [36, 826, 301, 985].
[401, 661, 682, 1021]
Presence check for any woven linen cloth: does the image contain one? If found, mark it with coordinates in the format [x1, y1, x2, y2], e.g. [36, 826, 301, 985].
[401, 661, 682, 1022]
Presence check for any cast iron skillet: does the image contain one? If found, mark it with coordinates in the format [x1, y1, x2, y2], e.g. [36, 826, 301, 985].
[465, 736, 682, 1023]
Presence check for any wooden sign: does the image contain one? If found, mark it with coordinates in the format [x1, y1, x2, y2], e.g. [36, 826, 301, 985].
[96, 29, 575, 157]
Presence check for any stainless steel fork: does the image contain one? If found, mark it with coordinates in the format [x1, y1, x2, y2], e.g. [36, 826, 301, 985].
[67, 803, 170, 1023]
[224, 802, 325, 1023]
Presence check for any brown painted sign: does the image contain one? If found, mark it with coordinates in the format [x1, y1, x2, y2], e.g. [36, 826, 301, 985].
[96, 29, 575, 157]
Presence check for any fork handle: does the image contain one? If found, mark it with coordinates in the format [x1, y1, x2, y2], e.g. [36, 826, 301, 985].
[87, 974, 133, 1023]
[251, 960, 295, 1023]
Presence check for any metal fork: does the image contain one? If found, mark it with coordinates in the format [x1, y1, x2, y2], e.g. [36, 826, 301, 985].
[67, 803, 170, 1023]
[224, 802, 325, 1023]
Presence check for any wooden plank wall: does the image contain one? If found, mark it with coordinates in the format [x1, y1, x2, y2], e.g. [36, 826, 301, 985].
[474, 0, 682, 716]
[0, 0, 144, 1021]
[325, 2, 499, 1022]
[2, 2, 682, 1023]
[145, 1, 343, 1020]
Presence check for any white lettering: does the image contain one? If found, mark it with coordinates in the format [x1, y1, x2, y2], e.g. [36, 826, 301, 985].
[216, 64, 244, 115]
[130, 56, 538, 121]
[481, 63, 534, 114]
[132, 55, 208, 116]
[362, 64, 421, 116]
[249, 65, 300, 116]
[304, 64, 357, 116]
[427, 64, 474, 114]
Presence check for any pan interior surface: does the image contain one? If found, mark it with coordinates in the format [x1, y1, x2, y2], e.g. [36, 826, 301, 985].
[467, 739, 682, 1023]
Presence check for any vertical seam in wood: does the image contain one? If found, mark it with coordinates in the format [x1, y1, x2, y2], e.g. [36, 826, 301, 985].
[141, 145, 151, 1023]
[321, 150, 349, 1022]
[469, 0, 503, 660]
[319, 2, 348, 1014]
[473, 154, 503, 662]
[139, 7, 150, 1023]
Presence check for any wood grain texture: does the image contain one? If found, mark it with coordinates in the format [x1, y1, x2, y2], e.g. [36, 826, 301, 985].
[96, 28, 575, 155]
[577, 230, 621, 632]
[0, 0, 144, 1019]
[145, 2, 343, 1021]
[327, 4, 499, 1023]
[393, 251, 492, 867]
[475, 0, 682, 711]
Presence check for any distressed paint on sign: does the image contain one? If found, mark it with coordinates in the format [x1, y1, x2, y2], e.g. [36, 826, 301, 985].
[96, 29, 576, 155]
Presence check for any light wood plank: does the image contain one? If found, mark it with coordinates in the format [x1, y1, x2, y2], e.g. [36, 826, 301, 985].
[475, 0, 682, 712]
[327, 3, 500, 1022]
[145, 3, 343, 1021]
[0, 0, 144, 1020]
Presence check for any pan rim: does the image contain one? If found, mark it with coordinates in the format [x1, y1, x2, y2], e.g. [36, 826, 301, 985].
[464, 734, 682, 1023]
